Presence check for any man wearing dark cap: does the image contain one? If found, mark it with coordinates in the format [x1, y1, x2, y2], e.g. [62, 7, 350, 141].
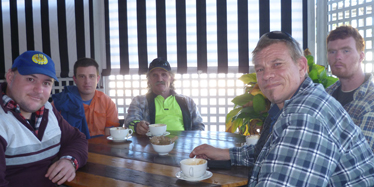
[0, 51, 88, 186]
[125, 57, 204, 135]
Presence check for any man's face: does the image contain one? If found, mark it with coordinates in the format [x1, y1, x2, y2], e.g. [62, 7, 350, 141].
[73, 66, 100, 97]
[148, 68, 173, 95]
[327, 37, 364, 79]
[6, 70, 53, 115]
[254, 43, 307, 109]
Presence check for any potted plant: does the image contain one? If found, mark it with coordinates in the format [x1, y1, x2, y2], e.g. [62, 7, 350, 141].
[305, 49, 339, 87]
[225, 49, 338, 138]
[225, 73, 269, 137]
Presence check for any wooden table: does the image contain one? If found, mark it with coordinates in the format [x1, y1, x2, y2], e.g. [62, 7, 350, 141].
[65, 131, 249, 187]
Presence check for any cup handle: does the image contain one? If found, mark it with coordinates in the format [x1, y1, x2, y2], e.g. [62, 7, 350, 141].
[189, 167, 193, 178]
[128, 128, 133, 135]
[128, 129, 133, 135]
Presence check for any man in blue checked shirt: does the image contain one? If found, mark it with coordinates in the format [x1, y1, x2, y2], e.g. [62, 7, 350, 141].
[190, 31, 374, 187]
[325, 25, 374, 152]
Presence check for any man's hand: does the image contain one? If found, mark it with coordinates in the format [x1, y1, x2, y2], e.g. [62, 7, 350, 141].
[190, 144, 231, 160]
[136, 121, 150, 135]
[45, 159, 76, 185]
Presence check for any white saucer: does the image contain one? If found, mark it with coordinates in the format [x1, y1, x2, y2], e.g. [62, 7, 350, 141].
[146, 131, 170, 137]
[175, 171, 212, 182]
[107, 135, 132, 142]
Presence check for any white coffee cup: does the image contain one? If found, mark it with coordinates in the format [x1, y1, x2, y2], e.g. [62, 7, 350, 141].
[180, 158, 207, 178]
[110, 127, 133, 140]
[149, 124, 167, 136]
[246, 135, 260, 145]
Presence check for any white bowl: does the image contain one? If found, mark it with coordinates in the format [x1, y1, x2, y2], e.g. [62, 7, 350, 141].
[151, 142, 175, 155]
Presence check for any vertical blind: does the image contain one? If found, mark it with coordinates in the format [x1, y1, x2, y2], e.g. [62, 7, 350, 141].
[0, 0, 307, 79]
[110, 0, 307, 75]
[0, 0, 107, 79]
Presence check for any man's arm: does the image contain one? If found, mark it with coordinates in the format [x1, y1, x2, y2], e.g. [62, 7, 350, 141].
[124, 96, 149, 133]
[186, 97, 205, 130]
[190, 144, 230, 160]
[190, 144, 256, 167]
[104, 97, 120, 135]
[46, 105, 88, 185]
[105, 96, 120, 128]
[356, 112, 374, 151]
[54, 105, 88, 166]
[252, 114, 343, 186]
[45, 159, 76, 185]
[0, 137, 8, 187]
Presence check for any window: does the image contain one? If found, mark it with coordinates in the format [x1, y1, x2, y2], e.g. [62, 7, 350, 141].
[326, 0, 374, 73]
[108, 0, 304, 131]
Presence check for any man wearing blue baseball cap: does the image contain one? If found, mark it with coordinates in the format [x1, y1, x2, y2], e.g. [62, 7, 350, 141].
[0, 51, 88, 186]
[125, 57, 205, 135]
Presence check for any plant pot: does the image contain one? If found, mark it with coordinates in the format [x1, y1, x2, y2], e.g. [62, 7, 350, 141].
[246, 135, 260, 145]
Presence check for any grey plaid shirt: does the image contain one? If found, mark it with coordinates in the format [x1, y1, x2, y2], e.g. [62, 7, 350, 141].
[230, 77, 374, 187]
[326, 73, 374, 152]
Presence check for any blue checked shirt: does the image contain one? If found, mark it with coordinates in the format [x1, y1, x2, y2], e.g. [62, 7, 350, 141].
[326, 73, 374, 152]
[230, 77, 374, 187]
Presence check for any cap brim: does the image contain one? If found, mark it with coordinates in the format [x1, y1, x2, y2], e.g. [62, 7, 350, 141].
[148, 67, 170, 73]
[17, 66, 59, 82]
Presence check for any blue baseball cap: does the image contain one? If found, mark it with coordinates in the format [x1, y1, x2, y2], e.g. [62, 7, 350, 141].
[12, 51, 59, 82]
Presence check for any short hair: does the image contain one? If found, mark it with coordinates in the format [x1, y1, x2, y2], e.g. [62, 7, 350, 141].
[252, 31, 303, 64]
[73, 58, 99, 77]
[326, 25, 365, 52]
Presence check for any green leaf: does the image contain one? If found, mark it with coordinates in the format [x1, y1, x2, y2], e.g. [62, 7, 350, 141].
[225, 107, 242, 124]
[243, 118, 251, 125]
[309, 69, 319, 82]
[235, 106, 255, 119]
[256, 121, 263, 126]
[231, 118, 243, 133]
[306, 55, 314, 64]
[306, 55, 314, 71]
[239, 73, 257, 84]
[237, 111, 262, 120]
[237, 106, 264, 118]
[322, 76, 339, 88]
[231, 92, 254, 106]
[239, 123, 247, 134]
[318, 69, 328, 80]
[312, 64, 326, 75]
[253, 94, 266, 113]
[241, 106, 255, 113]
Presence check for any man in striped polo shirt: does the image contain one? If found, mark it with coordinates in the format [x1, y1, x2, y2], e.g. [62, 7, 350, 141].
[0, 51, 88, 187]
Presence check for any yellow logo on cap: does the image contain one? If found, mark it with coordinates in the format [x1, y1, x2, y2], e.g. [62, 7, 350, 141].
[32, 54, 48, 65]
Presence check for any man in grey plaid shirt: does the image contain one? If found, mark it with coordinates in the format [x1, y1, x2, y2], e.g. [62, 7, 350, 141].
[325, 25, 374, 152]
[190, 31, 374, 186]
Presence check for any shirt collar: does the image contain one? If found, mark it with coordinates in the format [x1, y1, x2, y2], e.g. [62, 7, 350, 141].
[268, 104, 281, 122]
[0, 82, 45, 120]
[150, 89, 177, 97]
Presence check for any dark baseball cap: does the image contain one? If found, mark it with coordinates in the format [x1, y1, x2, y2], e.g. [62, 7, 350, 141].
[148, 57, 171, 73]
